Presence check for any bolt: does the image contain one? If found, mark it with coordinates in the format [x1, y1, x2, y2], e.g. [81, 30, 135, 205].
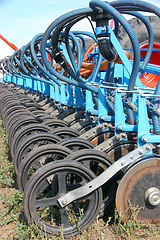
[109, 142, 112, 146]
[62, 199, 67, 205]
[100, 116, 105, 121]
[130, 155, 134, 159]
[139, 148, 143, 155]
[146, 145, 151, 151]
[122, 133, 126, 138]
[117, 125, 123, 131]
[141, 136, 148, 142]
[93, 130, 96, 134]
[85, 135, 88, 138]
[100, 147, 103, 151]
[101, 27, 105, 31]
[121, 162, 125, 166]
[153, 195, 159, 202]
[116, 136, 120, 141]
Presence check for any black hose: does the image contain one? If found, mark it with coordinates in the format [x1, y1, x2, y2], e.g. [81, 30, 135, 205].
[90, 0, 140, 124]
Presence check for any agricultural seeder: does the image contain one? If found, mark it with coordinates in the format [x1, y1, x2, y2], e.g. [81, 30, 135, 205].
[0, 0, 160, 238]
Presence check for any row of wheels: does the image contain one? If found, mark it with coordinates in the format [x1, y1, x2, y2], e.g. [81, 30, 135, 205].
[0, 82, 159, 238]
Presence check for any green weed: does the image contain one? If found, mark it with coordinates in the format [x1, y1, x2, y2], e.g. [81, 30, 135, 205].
[113, 204, 160, 240]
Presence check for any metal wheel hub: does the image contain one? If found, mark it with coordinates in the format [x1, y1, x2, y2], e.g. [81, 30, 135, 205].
[145, 187, 160, 206]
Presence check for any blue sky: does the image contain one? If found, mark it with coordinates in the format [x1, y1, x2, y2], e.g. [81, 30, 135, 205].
[0, 0, 160, 49]
[0, 0, 92, 48]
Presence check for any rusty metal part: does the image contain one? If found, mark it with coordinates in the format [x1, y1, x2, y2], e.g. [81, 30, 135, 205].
[91, 130, 114, 146]
[95, 132, 128, 152]
[106, 141, 136, 162]
[57, 108, 75, 120]
[70, 116, 96, 131]
[116, 158, 160, 224]
[62, 110, 85, 124]
[80, 122, 113, 146]
[50, 106, 67, 117]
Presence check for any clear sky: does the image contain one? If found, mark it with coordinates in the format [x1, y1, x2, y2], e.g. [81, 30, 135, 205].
[0, 0, 160, 49]
[0, 0, 93, 48]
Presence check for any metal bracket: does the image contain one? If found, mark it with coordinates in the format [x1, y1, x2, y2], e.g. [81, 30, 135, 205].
[70, 116, 96, 131]
[95, 132, 127, 152]
[57, 108, 75, 120]
[63, 110, 85, 124]
[50, 106, 66, 117]
[58, 143, 153, 208]
[80, 122, 111, 140]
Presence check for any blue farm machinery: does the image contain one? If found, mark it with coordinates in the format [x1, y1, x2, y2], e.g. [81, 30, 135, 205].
[0, 0, 160, 238]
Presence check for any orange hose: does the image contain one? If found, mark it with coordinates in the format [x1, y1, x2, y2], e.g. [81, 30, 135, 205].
[52, 50, 131, 77]
[83, 43, 97, 61]
[0, 34, 18, 51]
[81, 50, 131, 72]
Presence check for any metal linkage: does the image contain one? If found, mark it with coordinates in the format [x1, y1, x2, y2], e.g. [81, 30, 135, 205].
[58, 143, 153, 207]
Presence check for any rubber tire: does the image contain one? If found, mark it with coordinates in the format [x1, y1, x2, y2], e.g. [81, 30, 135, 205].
[118, 16, 160, 49]
[23, 160, 102, 238]
[13, 132, 61, 174]
[58, 137, 95, 151]
[51, 127, 80, 139]
[11, 123, 51, 157]
[17, 144, 73, 191]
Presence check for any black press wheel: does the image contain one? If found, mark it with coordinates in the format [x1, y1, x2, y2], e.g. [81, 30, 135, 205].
[13, 132, 61, 174]
[58, 137, 95, 152]
[65, 149, 117, 217]
[11, 123, 51, 157]
[51, 127, 80, 139]
[43, 119, 69, 129]
[23, 160, 102, 238]
[17, 144, 73, 191]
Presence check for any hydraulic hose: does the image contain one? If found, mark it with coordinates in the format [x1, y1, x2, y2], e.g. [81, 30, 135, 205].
[121, 11, 154, 78]
[72, 31, 103, 83]
[110, 0, 160, 136]
[41, 8, 100, 93]
[152, 79, 160, 134]
[30, 34, 59, 85]
[20, 42, 56, 87]
[94, 10, 116, 62]
[7, 56, 14, 75]
[111, 0, 160, 16]
[73, 35, 86, 70]
[64, 16, 85, 75]
[90, 0, 140, 124]
[54, 17, 103, 84]
[11, 49, 24, 75]
[51, 14, 90, 83]
[90, 0, 140, 92]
